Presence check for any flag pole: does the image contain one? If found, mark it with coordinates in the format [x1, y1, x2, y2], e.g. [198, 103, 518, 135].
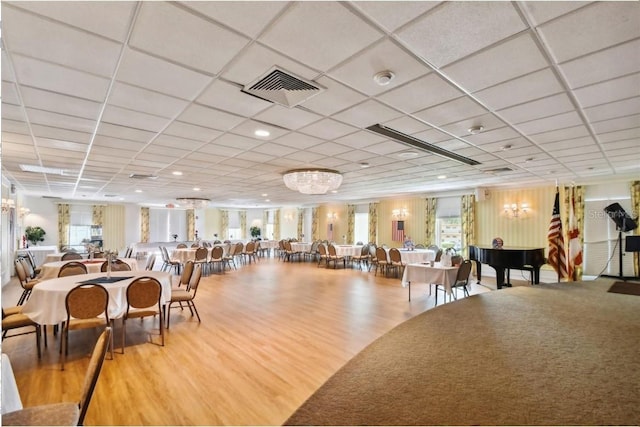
[556, 185, 560, 283]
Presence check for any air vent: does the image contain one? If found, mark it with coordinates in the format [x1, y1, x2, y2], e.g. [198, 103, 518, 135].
[366, 124, 481, 166]
[242, 66, 324, 108]
[42, 195, 62, 199]
[129, 173, 158, 180]
[104, 194, 119, 198]
[482, 167, 513, 174]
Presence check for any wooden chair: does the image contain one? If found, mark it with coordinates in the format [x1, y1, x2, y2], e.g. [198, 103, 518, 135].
[159, 246, 181, 274]
[374, 247, 390, 276]
[2, 307, 42, 358]
[61, 252, 83, 261]
[223, 243, 237, 270]
[209, 246, 225, 274]
[25, 252, 42, 276]
[351, 244, 370, 270]
[194, 247, 209, 275]
[176, 261, 194, 288]
[176, 243, 187, 249]
[58, 261, 88, 277]
[327, 244, 346, 269]
[388, 248, 406, 278]
[100, 259, 131, 272]
[62, 284, 111, 370]
[167, 265, 202, 328]
[316, 243, 328, 267]
[123, 277, 164, 352]
[2, 327, 111, 426]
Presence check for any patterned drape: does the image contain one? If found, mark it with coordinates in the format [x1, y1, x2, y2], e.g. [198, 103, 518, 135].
[239, 211, 247, 239]
[57, 203, 70, 250]
[368, 202, 378, 244]
[562, 185, 585, 281]
[263, 210, 269, 239]
[347, 204, 355, 244]
[311, 207, 318, 241]
[140, 207, 149, 243]
[274, 209, 281, 240]
[92, 205, 104, 227]
[631, 181, 640, 276]
[187, 209, 195, 241]
[425, 197, 437, 246]
[221, 210, 229, 240]
[294, 208, 301, 240]
[460, 194, 476, 258]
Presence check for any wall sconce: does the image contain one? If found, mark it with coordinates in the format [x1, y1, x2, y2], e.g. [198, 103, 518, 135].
[284, 213, 295, 223]
[327, 212, 337, 222]
[392, 208, 408, 219]
[503, 203, 528, 218]
[19, 207, 31, 218]
[2, 198, 15, 213]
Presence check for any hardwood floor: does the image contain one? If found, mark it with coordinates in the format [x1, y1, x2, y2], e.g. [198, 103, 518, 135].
[2, 256, 517, 425]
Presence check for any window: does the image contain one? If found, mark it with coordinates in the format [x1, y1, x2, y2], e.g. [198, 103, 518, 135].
[437, 217, 461, 252]
[354, 212, 369, 244]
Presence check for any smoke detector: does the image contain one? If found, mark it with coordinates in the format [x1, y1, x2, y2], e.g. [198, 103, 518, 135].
[468, 125, 484, 135]
[373, 70, 395, 86]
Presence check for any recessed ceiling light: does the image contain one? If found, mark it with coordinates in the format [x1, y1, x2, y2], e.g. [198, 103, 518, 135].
[261, 193, 268, 197]
[360, 162, 370, 168]
[172, 171, 183, 176]
[193, 187, 201, 191]
[437, 175, 447, 179]
[135, 189, 142, 193]
[254, 129, 270, 137]
[373, 70, 395, 86]
[265, 199, 270, 202]
[525, 157, 534, 162]
[468, 125, 484, 135]
[331, 190, 338, 194]
[397, 151, 418, 159]
[501, 144, 513, 151]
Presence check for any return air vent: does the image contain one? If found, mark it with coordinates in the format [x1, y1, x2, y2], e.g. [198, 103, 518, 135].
[129, 173, 158, 180]
[242, 66, 324, 108]
[482, 167, 513, 174]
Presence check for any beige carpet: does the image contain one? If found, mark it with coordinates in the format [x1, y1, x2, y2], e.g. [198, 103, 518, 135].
[285, 280, 640, 425]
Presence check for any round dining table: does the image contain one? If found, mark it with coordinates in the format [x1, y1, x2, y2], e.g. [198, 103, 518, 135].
[21, 270, 172, 325]
[39, 258, 139, 279]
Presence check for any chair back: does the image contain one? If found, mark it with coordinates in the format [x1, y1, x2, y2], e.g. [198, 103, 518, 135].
[415, 244, 426, 249]
[58, 261, 88, 277]
[327, 244, 337, 256]
[176, 243, 187, 249]
[159, 246, 169, 263]
[78, 326, 112, 425]
[283, 241, 292, 251]
[376, 247, 388, 263]
[124, 247, 133, 258]
[179, 261, 195, 286]
[26, 251, 39, 270]
[246, 241, 255, 253]
[360, 244, 370, 256]
[211, 245, 224, 260]
[389, 248, 402, 263]
[202, 241, 212, 248]
[455, 260, 473, 284]
[61, 252, 83, 261]
[194, 247, 208, 262]
[188, 265, 203, 293]
[235, 242, 244, 254]
[126, 277, 162, 311]
[434, 249, 443, 262]
[369, 244, 377, 257]
[317, 244, 327, 256]
[18, 257, 36, 279]
[226, 243, 236, 257]
[145, 254, 156, 271]
[14, 259, 28, 284]
[101, 259, 131, 272]
[66, 284, 109, 322]
[191, 243, 200, 248]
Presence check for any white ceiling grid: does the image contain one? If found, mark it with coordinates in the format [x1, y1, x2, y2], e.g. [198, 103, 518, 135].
[1, 1, 639, 208]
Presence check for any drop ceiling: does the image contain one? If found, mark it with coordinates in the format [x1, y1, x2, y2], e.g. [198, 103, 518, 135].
[1, 1, 639, 208]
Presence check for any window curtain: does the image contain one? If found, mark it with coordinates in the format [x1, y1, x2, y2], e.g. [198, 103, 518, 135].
[92, 205, 104, 227]
[239, 211, 247, 239]
[274, 209, 281, 240]
[347, 204, 355, 244]
[311, 207, 318, 241]
[297, 208, 304, 240]
[563, 185, 585, 281]
[263, 210, 269, 239]
[631, 181, 640, 276]
[140, 207, 149, 243]
[368, 202, 378, 244]
[425, 197, 437, 246]
[221, 210, 229, 240]
[460, 194, 476, 258]
[57, 203, 70, 250]
[187, 209, 195, 241]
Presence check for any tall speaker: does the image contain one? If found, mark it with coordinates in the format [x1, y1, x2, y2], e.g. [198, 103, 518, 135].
[604, 203, 638, 232]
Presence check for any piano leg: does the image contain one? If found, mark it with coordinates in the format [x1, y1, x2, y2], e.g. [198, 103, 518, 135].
[492, 266, 511, 289]
[475, 262, 482, 284]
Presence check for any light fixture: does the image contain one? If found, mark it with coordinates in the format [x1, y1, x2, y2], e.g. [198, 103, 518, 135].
[284, 212, 295, 222]
[283, 168, 343, 195]
[327, 212, 337, 222]
[503, 203, 528, 218]
[19, 207, 31, 218]
[373, 70, 395, 86]
[172, 171, 183, 176]
[254, 129, 270, 137]
[2, 198, 15, 213]
[176, 197, 210, 209]
[392, 208, 408, 219]
[468, 125, 484, 135]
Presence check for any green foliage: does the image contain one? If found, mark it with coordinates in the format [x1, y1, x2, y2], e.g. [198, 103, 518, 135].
[25, 226, 46, 245]
[250, 226, 261, 238]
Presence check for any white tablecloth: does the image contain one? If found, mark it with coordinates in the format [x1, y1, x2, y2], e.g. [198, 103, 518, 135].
[1, 354, 22, 414]
[333, 245, 364, 257]
[290, 243, 312, 253]
[39, 258, 139, 279]
[21, 271, 172, 325]
[402, 263, 459, 299]
[395, 249, 435, 264]
[17, 246, 58, 267]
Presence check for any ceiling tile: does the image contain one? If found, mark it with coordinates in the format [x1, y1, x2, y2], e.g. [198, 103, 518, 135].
[298, 118, 359, 141]
[332, 99, 402, 129]
[519, 1, 591, 26]
[497, 93, 575, 125]
[163, 121, 222, 143]
[584, 97, 640, 123]
[573, 73, 640, 108]
[378, 73, 462, 113]
[352, 1, 441, 32]
[516, 111, 583, 135]
[299, 76, 368, 116]
[102, 105, 171, 133]
[197, 80, 272, 118]
[108, 82, 189, 118]
[414, 96, 488, 127]
[253, 105, 323, 130]
[177, 104, 245, 131]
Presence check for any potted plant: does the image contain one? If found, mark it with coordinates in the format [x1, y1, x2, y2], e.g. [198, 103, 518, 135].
[25, 226, 46, 246]
[250, 226, 261, 240]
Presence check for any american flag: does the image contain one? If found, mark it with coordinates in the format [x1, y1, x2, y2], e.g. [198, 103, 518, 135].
[392, 220, 405, 242]
[567, 187, 583, 281]
[547, 188, 568, 281]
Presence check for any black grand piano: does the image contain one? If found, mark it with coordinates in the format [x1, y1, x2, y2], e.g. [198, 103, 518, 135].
[469, 245, 545, 289]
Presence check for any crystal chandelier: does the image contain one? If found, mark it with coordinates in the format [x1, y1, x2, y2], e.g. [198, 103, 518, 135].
[282, 168, 343, 195]
[176, 197, 210, 209]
